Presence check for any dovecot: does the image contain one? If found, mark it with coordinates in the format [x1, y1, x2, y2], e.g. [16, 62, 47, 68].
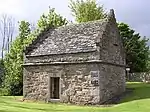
[23, 9, 126, 105]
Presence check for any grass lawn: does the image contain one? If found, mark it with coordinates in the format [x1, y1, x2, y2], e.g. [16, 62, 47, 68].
[0, 82, 150, 112]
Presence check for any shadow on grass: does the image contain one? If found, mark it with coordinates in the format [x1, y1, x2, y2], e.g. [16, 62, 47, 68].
[102, 82, 150, 105]
[119, 82, 150, 103]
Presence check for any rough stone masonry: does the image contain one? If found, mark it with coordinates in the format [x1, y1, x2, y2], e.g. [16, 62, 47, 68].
[23, 9, 126, 105]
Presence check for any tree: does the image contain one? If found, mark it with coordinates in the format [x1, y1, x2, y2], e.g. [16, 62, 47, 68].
[118, 23, 150, 72]
[19, 21, 31, 43]
[0, 59, 4, 86]
[3, 21, 31, 95]
[2, 7, 68, 95]
[37, 7, 68, 30]
[0, 14, 15, 60]
[69, 0, 106, 23]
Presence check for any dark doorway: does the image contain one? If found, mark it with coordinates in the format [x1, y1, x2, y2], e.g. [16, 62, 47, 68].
[50, 77, 60, 99]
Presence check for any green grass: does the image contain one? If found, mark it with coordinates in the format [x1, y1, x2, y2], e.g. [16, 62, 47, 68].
[0, 82, 150, 112]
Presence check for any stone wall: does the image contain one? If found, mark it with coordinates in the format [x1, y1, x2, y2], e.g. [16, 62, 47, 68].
[23, 63, 100, 104]
[99, 64, 126, 103]
[127, 72, 150, 82]
[23, 62, 125, 105]
[23, 66, 49, 101]
[100, 12, 125, 66]
[61, 63, 100, 105]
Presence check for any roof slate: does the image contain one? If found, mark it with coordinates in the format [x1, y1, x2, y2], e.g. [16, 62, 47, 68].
[25, 9, 115, 56]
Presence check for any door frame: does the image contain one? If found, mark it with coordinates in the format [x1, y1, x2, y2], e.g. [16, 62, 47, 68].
[48, 75, 61, 102]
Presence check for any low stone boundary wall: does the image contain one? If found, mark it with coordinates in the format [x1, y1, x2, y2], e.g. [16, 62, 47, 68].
[127, 72, 150, 82]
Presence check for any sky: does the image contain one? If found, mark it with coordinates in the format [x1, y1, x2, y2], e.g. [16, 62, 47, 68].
[0, 0, 150, 51]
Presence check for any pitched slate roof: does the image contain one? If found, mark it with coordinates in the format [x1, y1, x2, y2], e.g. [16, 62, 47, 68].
[25, 9, 115, 56]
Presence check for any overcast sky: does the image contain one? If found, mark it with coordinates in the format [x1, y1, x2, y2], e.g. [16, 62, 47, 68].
[0, 0, 150, 50]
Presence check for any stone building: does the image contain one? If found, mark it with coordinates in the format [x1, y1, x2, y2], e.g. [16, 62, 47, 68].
[23, 9, 126, 105]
